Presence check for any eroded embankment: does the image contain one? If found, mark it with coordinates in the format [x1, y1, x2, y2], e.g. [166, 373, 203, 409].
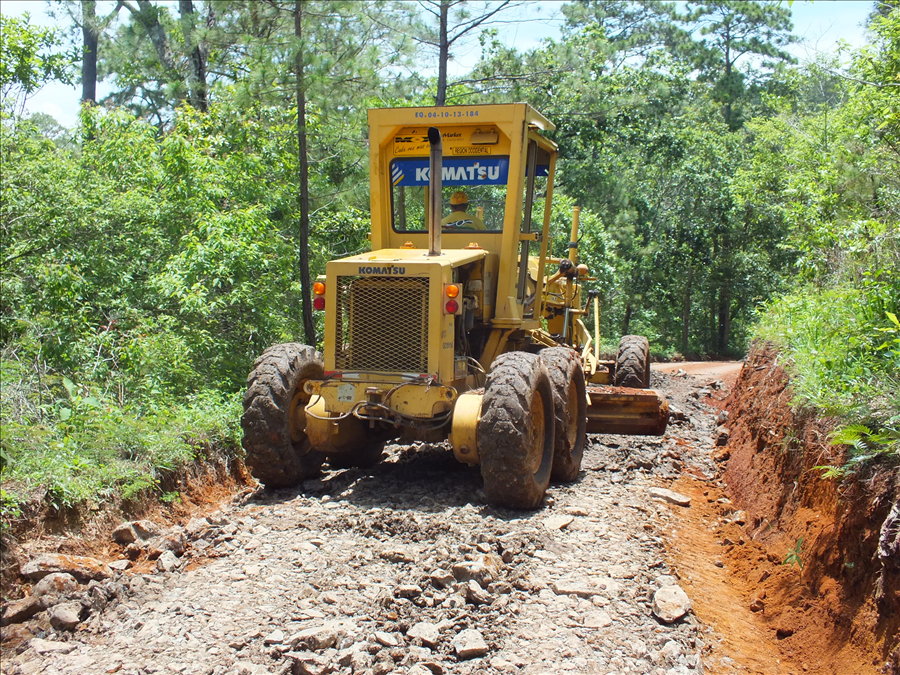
[0, 452, 253, 601]
[720, 343, 899, 674]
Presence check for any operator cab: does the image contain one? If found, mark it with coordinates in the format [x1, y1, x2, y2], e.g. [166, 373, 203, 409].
[387, 124, 552, 238]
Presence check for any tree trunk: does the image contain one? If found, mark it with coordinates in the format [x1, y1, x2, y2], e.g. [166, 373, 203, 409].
[722, 22, 733, 129]
[682, 266, 692, 354]
[295, 0, 316, 345]
[717, 284, 731, 354]
[179, 0, 209, 112]
[81, 0, 98, 104]
[622, 303, 632, 336]
[435, 0, 449, 106]
[133, 0, 176, 71]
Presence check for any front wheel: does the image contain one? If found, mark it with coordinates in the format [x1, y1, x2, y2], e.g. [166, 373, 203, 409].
[540, 347, 587, 482]
[241, 343, 325, 487]
[478, 352, 555, 509]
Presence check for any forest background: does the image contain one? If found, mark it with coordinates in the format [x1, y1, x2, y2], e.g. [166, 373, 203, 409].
[1, 0, 897, 519]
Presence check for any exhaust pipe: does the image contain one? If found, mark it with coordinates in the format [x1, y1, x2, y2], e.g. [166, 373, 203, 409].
[428, 127, 442, 256]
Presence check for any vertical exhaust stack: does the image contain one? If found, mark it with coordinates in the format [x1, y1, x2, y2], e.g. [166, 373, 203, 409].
[428, 127, 443, 257]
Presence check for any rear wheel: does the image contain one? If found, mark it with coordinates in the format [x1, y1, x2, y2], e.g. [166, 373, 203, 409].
[241, 343, 325, 487]
[540, 347, 587, 482]
[478, 352, 555, 509]
[614, 335, 651, 389]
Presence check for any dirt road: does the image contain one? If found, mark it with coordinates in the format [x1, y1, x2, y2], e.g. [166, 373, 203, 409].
[653, 363, 743, 389]
[2, 369, 746, 675]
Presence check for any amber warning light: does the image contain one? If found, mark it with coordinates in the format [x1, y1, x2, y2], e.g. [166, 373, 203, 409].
[313, 282, 326, 310]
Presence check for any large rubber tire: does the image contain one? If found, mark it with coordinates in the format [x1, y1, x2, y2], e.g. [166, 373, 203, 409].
[241, 343, 325, 487]
[540, 347, 587, 482]
[614, 335, 651, 389]
[327, 442, 385, 470]
[478, 352, 555, 509]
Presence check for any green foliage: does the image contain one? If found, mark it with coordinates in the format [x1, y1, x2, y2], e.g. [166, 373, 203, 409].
[0, 14, 77, 100]
[814, 424, 900, 480]
[2, 0, 898, 513]
[750, 15, 900, 476]
[783, 537, 804, 570]
[0, 363, 242, 515]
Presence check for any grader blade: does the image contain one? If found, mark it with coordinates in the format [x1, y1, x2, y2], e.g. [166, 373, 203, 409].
[586, 386, 669, 436]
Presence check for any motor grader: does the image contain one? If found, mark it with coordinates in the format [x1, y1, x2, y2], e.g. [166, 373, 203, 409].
[241, 104, 669, 508]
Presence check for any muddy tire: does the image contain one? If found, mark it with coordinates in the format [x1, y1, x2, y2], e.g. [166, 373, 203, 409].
[241, 343, 325, 488]
[327, 442, 385, 470]
[478, 351, 555, 509]
[540, 347, 587, 482]
[614, 335, 650, 389]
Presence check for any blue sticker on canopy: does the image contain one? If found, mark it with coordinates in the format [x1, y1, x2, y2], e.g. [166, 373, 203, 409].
[390, 158, 548, 187]
[391, 158, 508, 186]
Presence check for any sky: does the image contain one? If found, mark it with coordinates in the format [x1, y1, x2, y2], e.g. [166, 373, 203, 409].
[1, 0, 878, 128]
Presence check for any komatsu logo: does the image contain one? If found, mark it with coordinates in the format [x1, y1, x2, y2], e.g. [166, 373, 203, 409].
[358, 265, 406, 275]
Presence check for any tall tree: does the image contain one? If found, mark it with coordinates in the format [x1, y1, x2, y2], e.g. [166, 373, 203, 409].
[409, 0, 519, 106]
[81, 1, 98, 104]
[178, 0, 209, 112]
[685, 0, 796, 130]
[294, 0, 314, 344]
[0, 14, 75, 114]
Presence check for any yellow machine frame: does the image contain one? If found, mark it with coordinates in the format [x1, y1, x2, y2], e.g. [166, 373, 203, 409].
[303, 104, 665, 460]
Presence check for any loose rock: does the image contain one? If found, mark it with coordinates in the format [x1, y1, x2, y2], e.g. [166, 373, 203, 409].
[30, 638, 77, 654]
[407, 621, 440, 649]
[155, 550, 180, 573]
[112, 520, 161, 545]
[48, 601, 83, 631]
[542, 514, 574, 531]
[652, 585, 692, 623]
[452, 628, 489, 660]
[465, 579, 494, 605]
[32, 572, 80, 599]
[1, 595, 44, 625]
[147, 532, 186, 559]
[20, 554, 112, 583]
[648, 487, 692, 507]
[584, 610, 613, 628]
[451, 554, 499, 587]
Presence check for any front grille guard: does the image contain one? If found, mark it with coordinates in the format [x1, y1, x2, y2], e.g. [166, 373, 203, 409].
[334, 275, 430, 374]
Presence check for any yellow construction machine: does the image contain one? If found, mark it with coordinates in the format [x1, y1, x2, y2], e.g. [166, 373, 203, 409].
[241, 104, 669, 508]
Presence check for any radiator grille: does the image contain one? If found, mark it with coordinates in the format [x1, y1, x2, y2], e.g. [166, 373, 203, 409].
[334, 276, 429, 373]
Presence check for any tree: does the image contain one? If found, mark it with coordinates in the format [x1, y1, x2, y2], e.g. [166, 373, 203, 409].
[0, 14, 76, 114]
[178, 0, 209, 112]
[294, 0, 314, 344]
[407, 0, 521, 106]
[96, 0, 213, 120]
[684, 0, 796, 130]
[81, 1, 98, 103]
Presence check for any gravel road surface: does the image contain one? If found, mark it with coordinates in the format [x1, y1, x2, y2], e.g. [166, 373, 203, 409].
[2, 370, 729, 675]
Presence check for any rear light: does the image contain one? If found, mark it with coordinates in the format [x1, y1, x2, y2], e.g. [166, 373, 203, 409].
[443, 283, 462, 314]
[313, 296, 326, 310]
[313, 282, 326, 295]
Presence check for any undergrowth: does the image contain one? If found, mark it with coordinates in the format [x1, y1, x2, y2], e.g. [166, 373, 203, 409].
[754, 223, 900, 477]
[0, 359, 242, 526]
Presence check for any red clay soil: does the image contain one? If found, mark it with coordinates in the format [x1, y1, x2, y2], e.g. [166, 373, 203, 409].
[699, 342, 900, 674]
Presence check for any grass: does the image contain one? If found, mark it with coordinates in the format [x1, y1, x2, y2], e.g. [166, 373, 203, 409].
[0, 362, 243, 525]
[754, 279, 900, 476]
